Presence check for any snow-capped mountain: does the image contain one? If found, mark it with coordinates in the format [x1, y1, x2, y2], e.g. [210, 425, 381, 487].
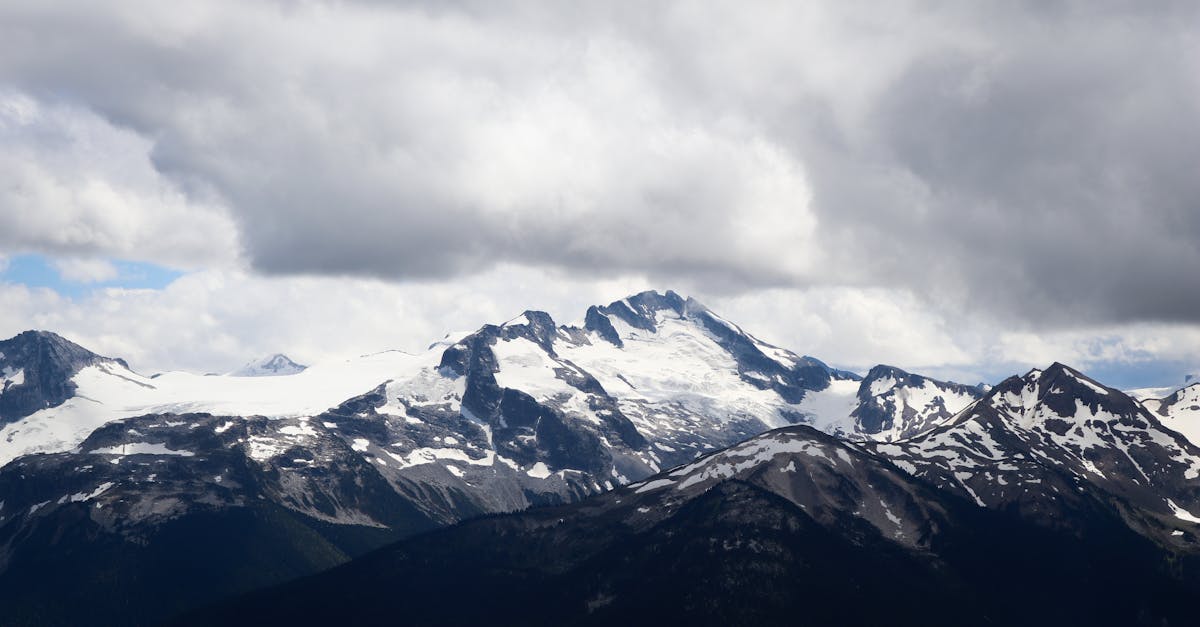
[870, 363, 1200, 544]
[0, 291, 937, 532]
[0, 291, 993, 532]
[188, 423, 1200, 626]
[429, 289, 978, 480]
[1145, 381, 1200, 445]
[0, 408, 443, 626]
[799, 364, 982, 441]
[230, 354, 307, 377]
[0, 343, 422, 467]
[431, 290, 857, 484]
[0, 291, 990, 625]
[0, 291, 975, 481]
[0, 331, 127, 425]
[6, 295, 1200, 625]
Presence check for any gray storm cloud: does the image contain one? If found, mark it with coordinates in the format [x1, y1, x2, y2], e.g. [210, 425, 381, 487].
[0, 1, 1197, 325]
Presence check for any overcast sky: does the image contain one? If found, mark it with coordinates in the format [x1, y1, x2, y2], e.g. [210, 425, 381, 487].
[1, 1, 1198, 387]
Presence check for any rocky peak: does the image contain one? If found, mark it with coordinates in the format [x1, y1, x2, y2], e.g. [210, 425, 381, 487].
[588, 290, 687, 333]
[847, 364, 982, 439]
[0, 330, 117, 424]
[231, 354, 307, 377]
[583, 305, 623, 347]
[862, 364, 925, 388]
[501, 310, 560, 354]
[987, 362, 1141, 422]
[1, 330, 108, 366]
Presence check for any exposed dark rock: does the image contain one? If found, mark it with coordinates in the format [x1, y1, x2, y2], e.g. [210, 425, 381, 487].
[0, 331, 116, 424]
[183, 425, 1200, 627]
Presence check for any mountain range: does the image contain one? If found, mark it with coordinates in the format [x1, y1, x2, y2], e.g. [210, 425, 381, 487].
[188, 425, 1200, 626]
[0, 290, 1197, 625]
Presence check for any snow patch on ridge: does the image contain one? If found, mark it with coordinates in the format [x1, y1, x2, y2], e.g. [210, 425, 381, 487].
[91, 442, 195, 457]
[0, 351, 422, 466]
[1168, 499, 1200, 524]
[1, 366, 24, 389]
[231, 354, 307, 377]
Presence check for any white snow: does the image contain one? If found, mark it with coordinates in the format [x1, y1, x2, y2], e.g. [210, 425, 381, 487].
[381, 355, 467, 419]
[1128, 386, 1178, 401]
[671, 433, 846, 491]
[386, 446, 494, 470]
[1, 366, 24, 388]
[0, 350, 424, 466]
[701, 308, 800, 371]
[1066, 371, 1109, 396]
[878, 368, 1200, 518]
[503, 313, 535, 328]
[1149, 384, 1200, 447]
[1168, 499, 1200, 524]
[279, 421, 319, 438]
[246, 438, 287, 462]
[526, 461, 551, 479]
[800, 375, 975, 442]
[754, 342, 800, 370]
[953, 472, 986, 507]
[797, 379, 861, 436]
[870, 376, 898, 396]
[91, 442, 195, 456]
[634, 478, 674, 493]
[66, 481, 115, 503]
[230, 354, 307, 377]
[881, 500, 902, 526]
[559, 314, 806, 431]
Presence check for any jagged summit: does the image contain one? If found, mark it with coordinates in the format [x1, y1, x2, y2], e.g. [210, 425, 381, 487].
[0, 330, 122, 423]
[1146, 379, 1200, 444]
[845, 364, 982, 440]
[425, 289, 881, 488]
[7, 310, 1200, 625]
[871, 361, 1200, 536]
[585, 289, 689, 333]
[2, 330, 106, 362]
[430, 291, 973, 448]
[230, 353, 308, 377]
[985, 361, 1140, 422]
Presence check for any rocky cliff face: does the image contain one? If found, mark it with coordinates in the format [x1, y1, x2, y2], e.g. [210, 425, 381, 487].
[0, 331, 120, 424]
[184, 423, 1200, 627]
[12, 294, 1179, 626]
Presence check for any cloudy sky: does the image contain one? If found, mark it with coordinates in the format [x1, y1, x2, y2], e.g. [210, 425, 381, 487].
[1, 0, 1198, 388]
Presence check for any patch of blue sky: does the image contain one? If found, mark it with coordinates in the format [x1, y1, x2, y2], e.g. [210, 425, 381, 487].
[960, 360, 1194, 395]
[1081, 360, 1197, 393]
[0, 253, 183, 298]
[868, 358, 1194, 397]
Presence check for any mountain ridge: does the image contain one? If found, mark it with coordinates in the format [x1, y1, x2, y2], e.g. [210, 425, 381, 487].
[230, 354, 307, 377]
[2, 291, 1196, 625]
[0, 291, 988, 625]
[181, 422, 1200, 627]
[0, 330, 126, 425]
